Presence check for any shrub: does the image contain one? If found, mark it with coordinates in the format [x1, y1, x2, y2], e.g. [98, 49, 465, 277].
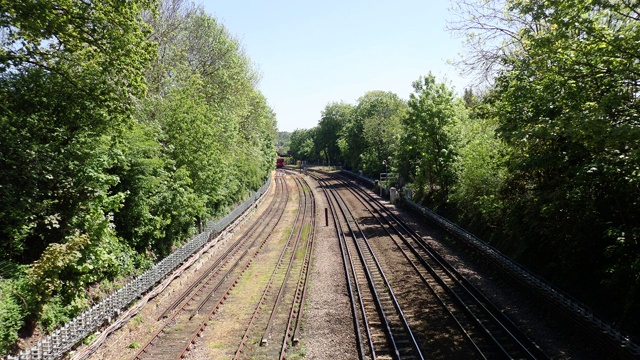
[0, 280, 25, 355]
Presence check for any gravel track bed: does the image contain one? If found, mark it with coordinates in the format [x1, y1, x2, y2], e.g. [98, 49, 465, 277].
[80, 169, 596, 359]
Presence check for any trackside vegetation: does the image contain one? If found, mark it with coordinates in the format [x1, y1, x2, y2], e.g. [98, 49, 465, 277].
[0, 0, 276, 354]
[289, 0, 640, 339]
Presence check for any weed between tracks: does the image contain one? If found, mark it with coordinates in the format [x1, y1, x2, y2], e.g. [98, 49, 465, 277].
[191, 210, 298, 358]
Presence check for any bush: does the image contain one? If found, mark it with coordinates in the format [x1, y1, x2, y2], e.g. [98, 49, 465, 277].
[0, 280, 25, 355]
[39, 294, 88, 333]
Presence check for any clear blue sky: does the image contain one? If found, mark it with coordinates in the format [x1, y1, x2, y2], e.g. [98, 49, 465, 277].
[200, 1, 469, 132]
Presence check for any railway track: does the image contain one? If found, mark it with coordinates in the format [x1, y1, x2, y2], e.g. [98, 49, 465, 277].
[338, 172, 548, 359]
[313, 170, 548, 359]
[233, 173, 316, 360]
[315, 173, 424, 360]
[131, 171, 290, 360]
[86, 168, 559, 359]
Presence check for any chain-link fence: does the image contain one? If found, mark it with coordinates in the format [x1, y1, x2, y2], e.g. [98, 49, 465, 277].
[6, 177, 271, 360]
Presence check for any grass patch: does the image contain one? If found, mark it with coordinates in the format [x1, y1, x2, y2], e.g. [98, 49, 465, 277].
[287, 343, 307, 359]
[206, 341, 227, 349]
[128, 314, 144, 331]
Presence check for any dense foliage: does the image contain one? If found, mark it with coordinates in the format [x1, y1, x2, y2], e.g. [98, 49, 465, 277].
[402, 75, 463, 205]
[276, 131, 292, 155]
[0, 0, 276, 354]
[491, 0, 640, 330]
[289, 127, 319, 163]
[291, 0, 640, 337]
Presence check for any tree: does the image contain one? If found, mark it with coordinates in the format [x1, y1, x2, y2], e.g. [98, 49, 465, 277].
[402, 74, 461, 205]
[344, 91, 406, 176]
[449, 90, 507, 234]
[360, 91, 406, 175]
[338, 105, 367, 171]
[112, 102, 205, 257]
[289, 128, 318, 162]
[276, 131, 292, 155]
[448, 0, 640, 334]
[316, 102, 352, 166]
[139, 0, 275, 218]
[447, 0, 540, 84]
[234, 90, 278, 191]
[0, 0, 277, 348]
[0, 0, 156, 340]
[494, 0, 640, 329]
[0, 0, 154, 262]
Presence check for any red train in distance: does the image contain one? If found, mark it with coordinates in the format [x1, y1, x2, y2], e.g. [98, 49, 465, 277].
[276, 157, 285, 168]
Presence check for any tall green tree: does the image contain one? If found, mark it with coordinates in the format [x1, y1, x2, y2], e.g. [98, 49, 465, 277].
[449, 90, 507, 234]
[110, 120, 203, 256]
[0, 0, 155, 346]
[234, 90, 277, 192]
[0, 0, 276, 350]
[492, 0, 640, 330]
[402, 74, 461, 204]
[357, 91, 406, 176]
[340, 91, 406, 175]
[289, 128, 318, 162]
[339, 106, 366, 171]
[138, 0, 275, 220]
[317, 102, 352, 166]
[0, 0, 154, 262]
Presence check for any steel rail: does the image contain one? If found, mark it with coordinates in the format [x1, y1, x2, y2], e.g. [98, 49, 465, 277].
[359, 178, 543, 358]
[314, 174, 372, 360]
[260, 176, 309, 346]
[176, 171, 292, 360]
[316, 173, 395, 359]
[279, 175, 316, 358]
[338, 174, 508, 357]
[343, 168, 640, 359]
[133, 176, 287, 359]
[233, 173, 307, 359]
[321, 174, 424, 360]
[290, 176, 317, 344]
[337, 176, 485, 357]
[325, 178, 402, 359]
[157, 180, 285, 321]
[334, 172, 547, 359]
[332, 182, 425, 360]
[132, 173, 290, 360]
